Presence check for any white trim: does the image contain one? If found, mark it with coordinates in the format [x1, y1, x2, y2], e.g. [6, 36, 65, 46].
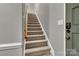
[35, 12, 55, 56]
[23, 5, 28, 56]
[0, 42, 22, 51]
[64, 3, 66, 56]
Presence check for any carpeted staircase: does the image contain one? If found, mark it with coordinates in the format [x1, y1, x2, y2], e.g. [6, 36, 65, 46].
[25, 13, 52, 56]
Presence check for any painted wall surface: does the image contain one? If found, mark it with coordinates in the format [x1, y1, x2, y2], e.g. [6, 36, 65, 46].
[0, 48, 22, 56]
[36, 3, 49, 37]
[26, 3, 36, 13]
[49, 3, 64, 56]
[35, 3, 64, 56]
[0, 4, 22, 56]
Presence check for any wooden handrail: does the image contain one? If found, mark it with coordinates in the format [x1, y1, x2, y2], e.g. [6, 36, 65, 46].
[26, 13, 28, 40]
[24, 13, 28, 40]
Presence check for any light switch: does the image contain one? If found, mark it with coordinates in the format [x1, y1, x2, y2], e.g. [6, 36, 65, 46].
[58, 19, 63, 25]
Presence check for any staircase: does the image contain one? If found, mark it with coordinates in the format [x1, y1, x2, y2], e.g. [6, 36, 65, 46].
[25, 13, 53, 56]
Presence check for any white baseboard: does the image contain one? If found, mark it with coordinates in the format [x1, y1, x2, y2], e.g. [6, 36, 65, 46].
[55, 51, 64, 56]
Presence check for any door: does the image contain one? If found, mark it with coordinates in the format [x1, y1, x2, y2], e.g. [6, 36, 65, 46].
[66, 3, 79, 52]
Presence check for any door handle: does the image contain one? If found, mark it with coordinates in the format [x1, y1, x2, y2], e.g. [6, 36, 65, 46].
[66, 22, 71, 40]
[66, 29, 70, 33]
[66, 34, 70, 40]
[66, 22, 71, 29]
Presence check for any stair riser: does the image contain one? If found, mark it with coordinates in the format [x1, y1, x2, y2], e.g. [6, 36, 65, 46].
[28, 20, 38, 23]
[28, 14, 37, 19]
[28, 18, 38, 21]
[26, 36, 45, 41]
[28, 16, 37, 19]
[27, 25, 40, 27]
[28, 23, 39, 24]
[28, 18, 37, 20]
[28, 20, 38, 22]
[28, 16, 37, 18]
[26, 49, 50, 56]
[26, 41, 47, 49]
[27, 28, 42, 31]
[27, 31, 43, 35]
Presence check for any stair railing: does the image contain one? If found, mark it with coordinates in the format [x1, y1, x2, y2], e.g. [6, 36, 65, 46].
[25, 10, 29, 41]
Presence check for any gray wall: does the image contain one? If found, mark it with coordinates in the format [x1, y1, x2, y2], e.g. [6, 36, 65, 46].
[0, 4, 22, 56]
[0, 48, 22, 56]
[26, 3, 36, 13]
[36, 3, 49, 37]
[35, 3, 64, 56]
[49, 3, 64, 56]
